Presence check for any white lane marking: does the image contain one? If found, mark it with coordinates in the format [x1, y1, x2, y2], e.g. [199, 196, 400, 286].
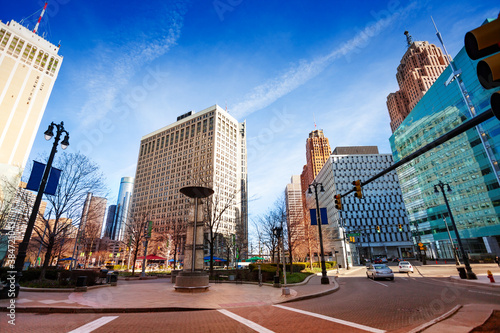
[68, 316, 119, 333]
[468, 290, 499, 296]
[218, 309, 274, 333]
[273, 305, 386, 333]
[370, 279, 389, 287]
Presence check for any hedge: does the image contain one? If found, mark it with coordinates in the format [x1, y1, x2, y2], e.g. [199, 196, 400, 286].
[59, 269, 98, 286]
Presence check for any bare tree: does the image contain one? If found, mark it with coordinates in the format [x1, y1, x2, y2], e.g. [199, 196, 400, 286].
[124, 211, 150, 275]
[34, 152, 107, 280]
[203, 186, 240, 276]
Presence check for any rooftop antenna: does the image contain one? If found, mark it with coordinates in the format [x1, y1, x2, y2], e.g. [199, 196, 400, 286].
[431, 16, 500, 185]
[33, 2, 48, 34]
[404, 30, 413, 48]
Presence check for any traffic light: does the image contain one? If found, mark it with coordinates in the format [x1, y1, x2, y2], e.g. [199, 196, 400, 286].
[334, 194, 342, 210]
[352, 180, 363, 199]
[398, 224, 403, 232]
[349, 236, 355, 243]
[376, 225, 381, 233]
[464, 13, 500, 119]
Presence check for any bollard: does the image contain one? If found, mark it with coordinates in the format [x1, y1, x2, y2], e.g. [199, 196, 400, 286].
[487, 270, 495, 283]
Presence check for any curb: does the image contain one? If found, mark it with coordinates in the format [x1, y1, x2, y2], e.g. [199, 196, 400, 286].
[406, 304, 462, 333]
[447, 276, 500, 288]
[278, 276, 339, 304]
[19, 284, 111, 293]
[2, 306, 215, 314]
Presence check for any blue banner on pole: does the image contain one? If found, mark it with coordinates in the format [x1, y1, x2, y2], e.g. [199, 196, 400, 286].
[310, 207, 328, 225]
[26, 161, 62, 195]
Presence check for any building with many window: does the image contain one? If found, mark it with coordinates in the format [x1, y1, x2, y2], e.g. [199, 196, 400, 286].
[386, 32, 448, 133]
[285, 175, 307, 259]
[311, 147, 413, 267]
[0, 19, 63, 197]
[131, 105, 248, 263]
[6, 181, 46, 241]
[106, 177, 134, 241]
[389, 26, 500, 259]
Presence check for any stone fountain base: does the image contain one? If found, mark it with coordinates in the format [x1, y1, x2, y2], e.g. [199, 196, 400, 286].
[174, 271, 210, 293]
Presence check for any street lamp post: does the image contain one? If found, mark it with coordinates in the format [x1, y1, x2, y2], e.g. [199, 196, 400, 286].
[273, 227, 282, 287]
[339, 218, 350, 270]
[434, 181, 477, 279]
[443, 217, 460, 265]
[13, 121, 69, 297]
[308, 180, 329, 285]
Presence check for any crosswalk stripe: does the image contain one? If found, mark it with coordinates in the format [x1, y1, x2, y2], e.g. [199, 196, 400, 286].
[273, 305, 386, 333]
[67, 316, 119, 333]
[218, 309, 274, 333]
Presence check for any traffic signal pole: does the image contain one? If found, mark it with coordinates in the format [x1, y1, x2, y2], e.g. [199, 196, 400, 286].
[339, 108, 496, 197]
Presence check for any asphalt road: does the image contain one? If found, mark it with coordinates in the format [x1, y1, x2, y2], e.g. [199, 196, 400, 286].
[3, 264, 500, 332]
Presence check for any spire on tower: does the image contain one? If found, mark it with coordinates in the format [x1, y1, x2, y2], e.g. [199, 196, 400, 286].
[404, 31, 413, 48]
[33, 2, 48, 34]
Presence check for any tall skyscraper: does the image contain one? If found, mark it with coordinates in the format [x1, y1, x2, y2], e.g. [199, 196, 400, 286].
[386, 32, 448, 132]
[390, 26, 500, 259]
[80, 193, 107, 239]
[109, 177, 134, 241]
[104, 205, 116, 239]
[301, 130, 331, 188]
[285, 175, 305, 258]
[131, 105, 248, 261]
[300, 129, 331, 225]
[0, 19, 63, 192]
[312, 146, 412, 267]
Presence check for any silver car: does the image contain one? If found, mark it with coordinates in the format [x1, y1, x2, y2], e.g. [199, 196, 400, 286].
[366, 264, 394, 281]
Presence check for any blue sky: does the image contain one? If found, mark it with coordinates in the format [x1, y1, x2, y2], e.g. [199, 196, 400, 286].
[2, 1, 498, 224]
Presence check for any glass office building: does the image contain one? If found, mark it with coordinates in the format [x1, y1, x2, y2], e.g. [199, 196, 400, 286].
[389, 44, 500, 259]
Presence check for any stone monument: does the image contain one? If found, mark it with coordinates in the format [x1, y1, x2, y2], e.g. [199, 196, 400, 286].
[174, 186, 214, 292]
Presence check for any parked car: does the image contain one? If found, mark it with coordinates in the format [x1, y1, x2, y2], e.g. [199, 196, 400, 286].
[392, 257, 402, 262]
[373, 257, 388, 264]
[366, 264, 394, 281]
[398, 261, 413, 273]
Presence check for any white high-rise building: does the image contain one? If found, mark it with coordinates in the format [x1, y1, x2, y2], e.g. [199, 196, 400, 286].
[311, 147, 413, 267]
[285, 175, 305, 254]
[131, 105, 248, 260]
[0, 19, 63, 197]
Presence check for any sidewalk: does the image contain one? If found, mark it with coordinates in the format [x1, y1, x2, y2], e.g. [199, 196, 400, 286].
[0, 271, 340, 313]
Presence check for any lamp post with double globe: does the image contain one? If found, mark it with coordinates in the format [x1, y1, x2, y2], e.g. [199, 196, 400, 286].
[13, 121, 69, 297]
[308, 180, 329, 285]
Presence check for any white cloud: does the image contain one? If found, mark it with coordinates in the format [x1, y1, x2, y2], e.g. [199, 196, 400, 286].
[232, 1, 419, 119]
[76, 6, 186, 127]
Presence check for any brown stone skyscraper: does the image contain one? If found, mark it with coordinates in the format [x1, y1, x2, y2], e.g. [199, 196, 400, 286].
[300, 129, 331, 217]
[387, 32, 449, 132]
[301, 129, 331, 190]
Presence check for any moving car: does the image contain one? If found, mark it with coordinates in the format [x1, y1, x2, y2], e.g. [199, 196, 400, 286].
[366, 264, 394, 281]
[398, 261, 413, 273]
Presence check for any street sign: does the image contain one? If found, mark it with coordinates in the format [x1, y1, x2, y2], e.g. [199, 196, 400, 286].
[347, 233, 360, 237]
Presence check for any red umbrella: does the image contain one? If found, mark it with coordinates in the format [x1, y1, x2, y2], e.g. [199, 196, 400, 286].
[135, 255, 166, 260]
